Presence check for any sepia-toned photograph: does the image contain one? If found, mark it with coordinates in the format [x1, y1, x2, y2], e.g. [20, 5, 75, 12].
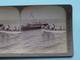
[21, 6, 67, 53]
[0, 5, 73, 57]
[0, 7, 21, 53]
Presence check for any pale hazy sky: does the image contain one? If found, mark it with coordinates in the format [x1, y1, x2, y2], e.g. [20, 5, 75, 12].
[21, 6, 66, 29]
[21, 6, 66, 20]
[0, 8, 20, 21]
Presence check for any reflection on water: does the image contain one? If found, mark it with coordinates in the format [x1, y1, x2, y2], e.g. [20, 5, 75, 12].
[42, 32, 50, 41]
[21, 29, 67, 53]
[0, 33, 9, 43]
[0, 29, 67, 53]
[0, 33, 6, 39]
[0, 33, 18, 43]
[0, 32, 21, 52]
[42, 32, 55, 41]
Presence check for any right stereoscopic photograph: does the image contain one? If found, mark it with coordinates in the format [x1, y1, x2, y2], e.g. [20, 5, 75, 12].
[21, 5, 73, 55]
[21, 6, 67, 53]
[0, 5, 73, 57]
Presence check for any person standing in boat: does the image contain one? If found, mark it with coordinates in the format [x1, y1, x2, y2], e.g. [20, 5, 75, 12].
[0, 24, 5, 30]
[51, 24, 55, 30]
[17, 27, 20, 31]
[59, 26, 62, 30]
[53, 24, 55, 30]
[44, 23, 49, 29]
[46, 24, 50, 29]
[41, 25, 44, 29]
[13, 26, 17, 31]
[6, 25, 10, 31]
[2, 25, 5, 30]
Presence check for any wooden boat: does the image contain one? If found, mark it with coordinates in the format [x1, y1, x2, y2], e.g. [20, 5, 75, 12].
[21, 23, 47, 30]
[0, 31, 21, 34]
[21, 11, 47, 31]
[42, 29, 66, 33]
[21, 24, 41, 30]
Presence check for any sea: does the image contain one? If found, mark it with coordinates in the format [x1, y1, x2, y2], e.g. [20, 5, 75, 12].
[0, 29, 67, 53]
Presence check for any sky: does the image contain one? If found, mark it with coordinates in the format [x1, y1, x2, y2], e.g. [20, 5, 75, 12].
[0, 7, 20, 30]
[0, 7, 20, 21]
[21, 6, 66, 29]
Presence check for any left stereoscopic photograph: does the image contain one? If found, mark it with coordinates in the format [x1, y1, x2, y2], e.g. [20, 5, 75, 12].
[0, 7, 21, 53]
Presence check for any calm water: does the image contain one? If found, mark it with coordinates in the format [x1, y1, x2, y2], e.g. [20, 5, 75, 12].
[0, 29, 67, 53]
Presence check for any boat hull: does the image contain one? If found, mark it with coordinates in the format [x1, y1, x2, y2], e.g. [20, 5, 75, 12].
[0, 31, 21, 34]
[21, 24, 48, 30]
[42, 29, 66, 33]
[21, 26, 41, 30]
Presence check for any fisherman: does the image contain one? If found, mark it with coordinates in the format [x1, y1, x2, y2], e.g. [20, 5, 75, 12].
[44, 23, 49, 29]
[46, 24, 50, 29]
[6, 25, 10, 31]
[59, 26, 62, 30]
[2, 25, 5, 30]
[17, 27, 20, 31]
[0, 24, 3, 30]
[50, 24, 55, 30]
[53, 24, 55, 30]
[0, 24, 5, 30]
[41, 25, 44, 29]
[13, 26, 17, 31]
[0, 24, 3, 27]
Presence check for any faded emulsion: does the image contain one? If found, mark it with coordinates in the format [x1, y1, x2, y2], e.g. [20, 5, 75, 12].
[0, 5, 73, 57]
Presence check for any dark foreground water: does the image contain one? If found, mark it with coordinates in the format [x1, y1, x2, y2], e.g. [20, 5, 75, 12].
[0, 29, 67, 53]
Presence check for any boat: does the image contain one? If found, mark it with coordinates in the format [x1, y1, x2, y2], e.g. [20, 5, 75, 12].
[0, 31, 21, 34]
[21, 11, 47, 30]
[21, 24, 41, 30]
[42, 29, 66, 33]
[21, 23, 47, 30]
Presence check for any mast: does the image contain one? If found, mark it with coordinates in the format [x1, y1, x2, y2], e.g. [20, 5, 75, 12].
[30, 11, 38, 24]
